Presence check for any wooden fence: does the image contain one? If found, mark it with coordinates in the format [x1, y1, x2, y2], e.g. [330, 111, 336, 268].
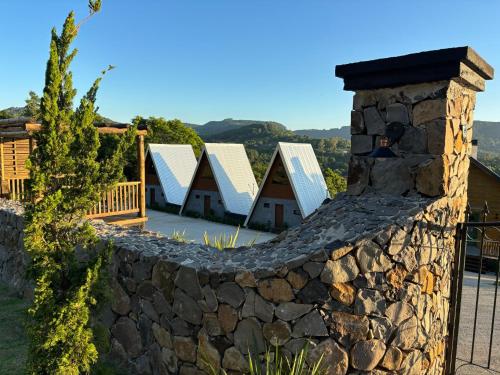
[3, 178, 142, 219]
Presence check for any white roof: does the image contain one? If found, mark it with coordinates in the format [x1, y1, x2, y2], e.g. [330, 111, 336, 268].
[181, 143, 258, 216]
[146, 144, 198, 205]
[245, 142, 328, 225]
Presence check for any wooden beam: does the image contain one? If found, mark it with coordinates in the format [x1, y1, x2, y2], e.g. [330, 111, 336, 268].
[104, 216, 148, 227]
[137, 135, 146, 218]
[96, 127, 147, 136]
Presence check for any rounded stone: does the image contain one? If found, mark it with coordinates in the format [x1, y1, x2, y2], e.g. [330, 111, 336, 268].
[111, 317, 143, 358]
[173, 336, 197, 363]
[308, 339, 348, 375]
[320, 255, 359, 284]
[330, 282, 356, 306]
[257, 278, 294, 303]
[222, 347, 248, 372]
[234, 318, 266, 355]
[350, 339, 386, 371]
[385, 301, 414, 325]
[217, 282, 245, 308]
[263, 320, 291, 346]
[218, 304, 238, 334]
[380, 346, 403, 371]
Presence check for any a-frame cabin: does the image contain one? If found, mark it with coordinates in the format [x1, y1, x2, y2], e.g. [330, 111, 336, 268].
[245, 142, 329, 232]
[180, 143, 257, 223]
[145, 144, 197, 213]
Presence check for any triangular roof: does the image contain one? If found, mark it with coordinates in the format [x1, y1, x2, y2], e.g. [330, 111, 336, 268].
[146, 144, 198, 206]
[245, 142, 329, 225]
[180, 143, 258, 216]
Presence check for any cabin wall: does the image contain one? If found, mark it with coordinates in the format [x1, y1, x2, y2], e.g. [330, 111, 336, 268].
[145, 184, 165, 207]
[183, 189, 225, 218]
[468, 162, 500, 244]
[0, 137, 31, 178]
[247, 197, 301, 230]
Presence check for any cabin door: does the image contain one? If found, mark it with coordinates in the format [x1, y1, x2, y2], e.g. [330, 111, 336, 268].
[275, 204, 284, 228]
[204, 195, 211, 216]
[150, 188, 156, 205]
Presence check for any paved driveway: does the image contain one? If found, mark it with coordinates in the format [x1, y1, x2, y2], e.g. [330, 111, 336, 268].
[145, 209, 276, 246]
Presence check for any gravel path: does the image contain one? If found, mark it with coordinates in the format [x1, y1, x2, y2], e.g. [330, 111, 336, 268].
[455, 271, 500, 374]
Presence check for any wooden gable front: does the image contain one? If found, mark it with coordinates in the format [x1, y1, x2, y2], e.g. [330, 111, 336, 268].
[190, 153, 218, 192]
[259, 153, 295, 200]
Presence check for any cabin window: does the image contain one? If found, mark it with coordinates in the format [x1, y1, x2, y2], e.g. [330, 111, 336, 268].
[293, 209, 301, 215]
[195, 194, 200, 199]
[218, 200, 222, 205]
[263, 203, 270, 208]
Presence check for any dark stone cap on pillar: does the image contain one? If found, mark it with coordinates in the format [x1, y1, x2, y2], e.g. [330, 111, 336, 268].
[335, 46, 494, 91]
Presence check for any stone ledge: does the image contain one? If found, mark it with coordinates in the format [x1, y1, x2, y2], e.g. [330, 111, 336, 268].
[335, 46, 494, 91]
[0, 194, 432, 275]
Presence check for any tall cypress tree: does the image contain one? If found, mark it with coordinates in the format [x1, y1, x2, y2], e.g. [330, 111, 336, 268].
[24, 2, 135, 373]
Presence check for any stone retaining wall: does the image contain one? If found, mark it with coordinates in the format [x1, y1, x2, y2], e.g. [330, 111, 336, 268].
[0, 193, 458, 374]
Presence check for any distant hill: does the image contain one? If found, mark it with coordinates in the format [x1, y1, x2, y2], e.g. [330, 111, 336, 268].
[294, 126, 350, 140]
[202, 121, 350, 181]
[473, 121, 500, 155]
[185, 118, 287, 137]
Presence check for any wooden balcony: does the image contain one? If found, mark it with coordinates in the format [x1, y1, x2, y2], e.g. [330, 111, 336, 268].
[0, 118, 148, 227]
[1, 177, 147, 227]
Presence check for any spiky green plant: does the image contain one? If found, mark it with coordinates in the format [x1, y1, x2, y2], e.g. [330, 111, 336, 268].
[23, 2, 136, 374]
[203, 226, 241, 250]
[206, 345, 325, 375]
[170, 229, 188, 243]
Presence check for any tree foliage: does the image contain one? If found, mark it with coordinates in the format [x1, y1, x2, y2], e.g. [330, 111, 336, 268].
[324, 168, 347, 197]
[24, 7, 135, 374]
[137, 116, 204, 155]
[23, 91, 41, 120]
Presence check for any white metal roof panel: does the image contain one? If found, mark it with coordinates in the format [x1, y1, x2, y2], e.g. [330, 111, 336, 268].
[147, 144, 198, 206]
[278, 142, 329, 217]
[204, 143, 258, 216]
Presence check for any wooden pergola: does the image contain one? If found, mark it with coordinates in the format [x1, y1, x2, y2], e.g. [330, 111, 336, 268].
[0, 117, 148, 226]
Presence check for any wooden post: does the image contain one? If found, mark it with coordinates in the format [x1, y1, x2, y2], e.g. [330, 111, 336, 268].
[137, 135, 146, 218]
[0, 139, 5, 196]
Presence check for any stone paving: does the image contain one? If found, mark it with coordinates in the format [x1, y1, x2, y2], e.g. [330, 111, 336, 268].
[456, 271, 500, 374]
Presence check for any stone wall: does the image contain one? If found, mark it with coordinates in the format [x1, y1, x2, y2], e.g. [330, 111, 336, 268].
[0, 193, 458, 374]
[348, 80, 476, 209]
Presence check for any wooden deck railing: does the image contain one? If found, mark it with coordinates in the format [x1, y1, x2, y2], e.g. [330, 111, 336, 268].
[3, 178, 142, 219]
[5, 177, 29, 202]
[86, 181, 141, 219]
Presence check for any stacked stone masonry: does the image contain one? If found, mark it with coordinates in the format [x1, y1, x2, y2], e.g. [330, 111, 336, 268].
[348, 79, 476, 210]
[0, 193, 460, 374]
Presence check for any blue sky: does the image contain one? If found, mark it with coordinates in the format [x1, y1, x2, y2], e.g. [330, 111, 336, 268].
[1, 1, 499, 129]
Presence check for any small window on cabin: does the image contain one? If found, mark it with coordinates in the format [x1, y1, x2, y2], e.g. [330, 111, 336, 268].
[263, 203, 270, 208]
[293, 209, 301, 215]
[271, 161, 288, 185]
[218, 200, 222, 205]
[161, 193, 164, 197]
[195, 194, 200, 199]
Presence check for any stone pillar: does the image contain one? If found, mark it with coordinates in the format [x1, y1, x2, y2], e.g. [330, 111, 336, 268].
[336, 46, 493, 220]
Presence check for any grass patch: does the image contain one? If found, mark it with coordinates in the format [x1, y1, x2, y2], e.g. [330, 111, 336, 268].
[0, 284, 29, 375]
